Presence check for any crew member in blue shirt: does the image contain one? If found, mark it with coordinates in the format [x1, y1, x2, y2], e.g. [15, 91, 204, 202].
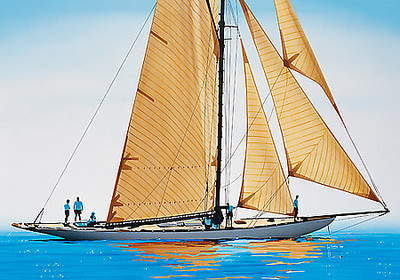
[64, 199, 70, 223]
[204, 215, 212, 230]
[74, 197, 84, 222]
[227, 204, 234, 228]
[87, 212, 96, 226]
[293, 195, 299, 222]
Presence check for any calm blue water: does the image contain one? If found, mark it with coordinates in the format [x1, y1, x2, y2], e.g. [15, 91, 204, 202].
[0, 231, 399, 279]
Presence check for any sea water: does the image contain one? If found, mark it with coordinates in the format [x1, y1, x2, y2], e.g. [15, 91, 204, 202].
[0, 231, 399, 279]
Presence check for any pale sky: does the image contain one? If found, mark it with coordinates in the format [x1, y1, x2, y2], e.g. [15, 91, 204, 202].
[1, 0, 399, 232]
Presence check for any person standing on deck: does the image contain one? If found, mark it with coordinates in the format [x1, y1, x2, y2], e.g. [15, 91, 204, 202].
[74, 197, 84, 222]
[293, 195, 299, 222]
[226, 204, 234, 228]
[64, 199, 70, 223]
[204, 215, 212, 230]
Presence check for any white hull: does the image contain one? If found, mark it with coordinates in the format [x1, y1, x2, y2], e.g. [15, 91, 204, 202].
[13, 217, 334, 241]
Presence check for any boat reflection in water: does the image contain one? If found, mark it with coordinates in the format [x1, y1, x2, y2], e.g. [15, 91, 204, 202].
[111, 237, 343, 279]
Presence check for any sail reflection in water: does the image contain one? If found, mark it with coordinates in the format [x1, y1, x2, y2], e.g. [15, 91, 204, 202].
[112, 238, 342, 278]
[113, 241, 225, 271]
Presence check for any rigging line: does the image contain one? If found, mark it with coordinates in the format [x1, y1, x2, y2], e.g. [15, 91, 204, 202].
[190, 182, 219, 220]
[222, 6, 242, 191]
[335, 214, 374, 222]
[230, 22, 239, 192]
[126, 23, 218, 220]
[221, 0, 240, 206]
[223, 9, 230, 135]
[247, 175, 291, 228]
[225, 9, 233, 201]
[246, 176, 290, 229]
[221, 66, 285, 174]
[343, 125, 388, 210]
[226, 23, 240, 197]
[227, 0, 239, 25]
[267, 104, 276, 122]
[328, 212, 386, 235]
[33, 2, 157, 223]
[224, 18, 236, 203]
[221, 172, 242, 188]
[205, 0, 218, 36]
[248, 179, 288, 228]
[193, 183, 215, 213]
[223, 28, 230, 170]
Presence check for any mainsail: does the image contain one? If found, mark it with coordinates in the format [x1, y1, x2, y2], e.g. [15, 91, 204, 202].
[107, 0, 220, 222]
[239, 0, 380, 203]
[238, 41, 293, 215]
[273, 0, 343, 123]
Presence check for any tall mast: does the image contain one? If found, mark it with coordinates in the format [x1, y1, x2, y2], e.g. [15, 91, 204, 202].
[214, 0, 226, 224]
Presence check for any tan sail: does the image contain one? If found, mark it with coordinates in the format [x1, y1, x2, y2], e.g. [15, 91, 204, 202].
[107, 0, 220, 222]
[239, 41, 293, 215]
[239, 0, 379, 202]
[273, 0, 343, 123]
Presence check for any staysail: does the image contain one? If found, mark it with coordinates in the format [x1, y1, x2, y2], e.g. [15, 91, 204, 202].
[273, 0, 343, 123]
[238, 41, 293, 215]
[107, 0, 220, 222]
[239, 0, 380, 202]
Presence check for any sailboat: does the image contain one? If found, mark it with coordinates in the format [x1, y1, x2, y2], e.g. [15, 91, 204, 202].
[12, 0, 388, 241]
